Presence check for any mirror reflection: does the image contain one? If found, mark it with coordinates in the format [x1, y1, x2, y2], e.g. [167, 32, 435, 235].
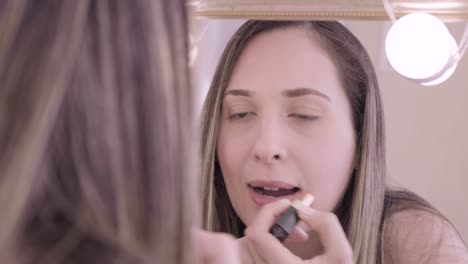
[192, 18, 468, 262]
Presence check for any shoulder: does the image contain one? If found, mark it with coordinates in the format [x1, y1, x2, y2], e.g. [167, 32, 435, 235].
[383, 209, 468, 263]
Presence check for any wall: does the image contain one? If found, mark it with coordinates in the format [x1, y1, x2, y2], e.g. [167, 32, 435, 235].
[350, 21, 468, 243]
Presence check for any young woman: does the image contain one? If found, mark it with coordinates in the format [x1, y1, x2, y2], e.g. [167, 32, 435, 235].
[0, 1, 237, 263]
[200, 20, 468, 263]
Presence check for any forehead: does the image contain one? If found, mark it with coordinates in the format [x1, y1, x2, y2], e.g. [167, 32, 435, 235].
[227, 28, 341, 96]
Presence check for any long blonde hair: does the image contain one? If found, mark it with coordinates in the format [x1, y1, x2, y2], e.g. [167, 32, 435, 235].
[202, 20, 466, 264]
[0, 0, 193, 263]
[200, 20, 386, 264]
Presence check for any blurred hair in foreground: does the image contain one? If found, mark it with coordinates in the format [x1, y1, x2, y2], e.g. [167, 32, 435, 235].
[0, 0, 195, 263]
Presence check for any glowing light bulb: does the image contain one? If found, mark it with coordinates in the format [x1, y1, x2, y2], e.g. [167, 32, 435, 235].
[420, 33, 458, 86]
[385, 13, 459, 86]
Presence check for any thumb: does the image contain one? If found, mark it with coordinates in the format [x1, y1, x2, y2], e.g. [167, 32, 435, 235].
[245, 199, 302, 264]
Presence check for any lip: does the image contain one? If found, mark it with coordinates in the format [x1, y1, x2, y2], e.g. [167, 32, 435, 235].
[247, 180, 300, 206]
[248, 180, 298, 189]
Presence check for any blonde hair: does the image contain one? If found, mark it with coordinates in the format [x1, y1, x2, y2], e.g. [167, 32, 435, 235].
[200, 20, 466, 263]
[0, 0, 194, 263]
[200, 20, 386, 264]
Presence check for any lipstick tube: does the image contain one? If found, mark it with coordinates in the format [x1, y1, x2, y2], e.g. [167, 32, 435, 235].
[269, 194, 314, 242]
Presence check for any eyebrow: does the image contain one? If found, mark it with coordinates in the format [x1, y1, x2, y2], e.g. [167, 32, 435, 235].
[282, 88, 331, 101]
[223, 87, 331, 101]
[223, 89, 253, 97]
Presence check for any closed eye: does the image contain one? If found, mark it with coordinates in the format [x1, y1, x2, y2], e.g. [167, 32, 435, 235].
[289, 113, 320, 121]
[229, 112, 256, 120]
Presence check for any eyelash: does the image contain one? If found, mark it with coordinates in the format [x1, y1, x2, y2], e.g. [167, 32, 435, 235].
[228, 112, 319, 121]
[288, 114, 320, 121]
[228, 112, 255, 120]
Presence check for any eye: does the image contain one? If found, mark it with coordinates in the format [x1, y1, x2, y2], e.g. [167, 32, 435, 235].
[229, 112, 256, 120]
[288, 113, 320, 121]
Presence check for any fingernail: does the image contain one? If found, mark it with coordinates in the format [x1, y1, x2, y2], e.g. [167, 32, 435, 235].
[296, 226, 308, 236]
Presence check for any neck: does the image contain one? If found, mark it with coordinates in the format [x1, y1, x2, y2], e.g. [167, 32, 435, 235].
[284, 232, 323, 260]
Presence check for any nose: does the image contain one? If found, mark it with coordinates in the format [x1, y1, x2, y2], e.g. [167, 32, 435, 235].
[253, 118, 288, 164]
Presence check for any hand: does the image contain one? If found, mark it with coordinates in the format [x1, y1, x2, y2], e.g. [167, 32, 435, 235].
[195, 229, 241, 264]
[241, 199, 353, 264]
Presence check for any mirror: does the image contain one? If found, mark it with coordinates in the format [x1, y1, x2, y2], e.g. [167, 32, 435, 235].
[189, 1, 468, 244]
[189, 0, 468, 21]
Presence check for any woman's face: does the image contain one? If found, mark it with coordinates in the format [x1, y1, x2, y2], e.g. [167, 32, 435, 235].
[216, 28, 356, 226]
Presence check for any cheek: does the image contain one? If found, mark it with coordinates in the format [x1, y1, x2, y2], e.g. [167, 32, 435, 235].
[216, 124, 252, 194]
[296, 122, 356, 211]
[216, 125, 257, 224]
[217, 126, 245, 177]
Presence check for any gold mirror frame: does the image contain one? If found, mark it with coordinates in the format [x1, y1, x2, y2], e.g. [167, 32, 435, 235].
[189, 0, 468, 21]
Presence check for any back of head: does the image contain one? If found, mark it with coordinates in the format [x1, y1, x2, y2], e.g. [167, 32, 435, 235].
[0, 0, 193, 263]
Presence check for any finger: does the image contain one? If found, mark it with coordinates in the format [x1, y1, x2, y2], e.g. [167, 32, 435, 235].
[297, 221, 311, 234]
[297, 207, 353, 262]
[285, 225, 309, 242]
[249, 199, 292, 233]
[195, 229, 241, 264]
[236, 237, 257, 264]
[245, 199, 302, 264]
[238, 237, 265, 264]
